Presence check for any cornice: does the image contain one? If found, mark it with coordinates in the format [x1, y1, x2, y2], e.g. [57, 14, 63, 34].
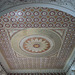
[0, 0, 75, 9]
[0, 0, 75, 17]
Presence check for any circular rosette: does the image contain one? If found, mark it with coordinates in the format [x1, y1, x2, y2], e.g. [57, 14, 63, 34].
[11, 28, 62, 57]
[20, 35, 53, 53]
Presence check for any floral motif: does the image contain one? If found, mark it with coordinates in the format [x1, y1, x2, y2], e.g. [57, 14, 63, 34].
[23, 37, 50, 53]
[0, 7, 75, 71]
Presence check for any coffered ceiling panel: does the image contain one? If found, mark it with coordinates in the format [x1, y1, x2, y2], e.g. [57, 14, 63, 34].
[0, 7, 75, 71]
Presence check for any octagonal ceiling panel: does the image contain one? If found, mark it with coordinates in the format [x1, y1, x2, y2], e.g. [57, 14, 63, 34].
[0, 7, 75, 70]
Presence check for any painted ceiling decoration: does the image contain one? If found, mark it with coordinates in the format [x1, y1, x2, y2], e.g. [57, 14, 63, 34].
[0, 7, 75, 73]
[11, 29, 61, 57]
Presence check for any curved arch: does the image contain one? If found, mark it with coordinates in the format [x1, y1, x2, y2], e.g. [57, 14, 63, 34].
[0, 3, 75, 17]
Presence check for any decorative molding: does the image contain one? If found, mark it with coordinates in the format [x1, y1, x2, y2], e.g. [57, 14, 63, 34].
[0, 0, 75, 16]
[0, 0, 75, 9]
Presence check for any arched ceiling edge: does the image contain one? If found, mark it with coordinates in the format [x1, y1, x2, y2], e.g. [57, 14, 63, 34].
[0, 0, 75, 17]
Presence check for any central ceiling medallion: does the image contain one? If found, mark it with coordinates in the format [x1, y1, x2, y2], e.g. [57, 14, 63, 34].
[20, 35, 53, 53]
[11, 28, 62, 57]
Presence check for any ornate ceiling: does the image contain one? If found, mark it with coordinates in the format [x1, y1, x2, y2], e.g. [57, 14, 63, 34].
[0, 7, 75, 73]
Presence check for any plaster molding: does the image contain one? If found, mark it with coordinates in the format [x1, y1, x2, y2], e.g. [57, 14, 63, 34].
[0, 0, 75, 16]
[0, 0, 75, 9]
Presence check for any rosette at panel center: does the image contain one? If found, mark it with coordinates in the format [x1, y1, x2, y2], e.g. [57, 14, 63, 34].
[11, 28, 62, 57]
[20, 35, 52, 53]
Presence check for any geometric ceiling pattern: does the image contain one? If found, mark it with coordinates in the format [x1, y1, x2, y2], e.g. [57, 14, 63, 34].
[0, 7, 75, 70]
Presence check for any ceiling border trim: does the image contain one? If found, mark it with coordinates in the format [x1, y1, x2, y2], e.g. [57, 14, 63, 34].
[0, 3, 75, 17]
